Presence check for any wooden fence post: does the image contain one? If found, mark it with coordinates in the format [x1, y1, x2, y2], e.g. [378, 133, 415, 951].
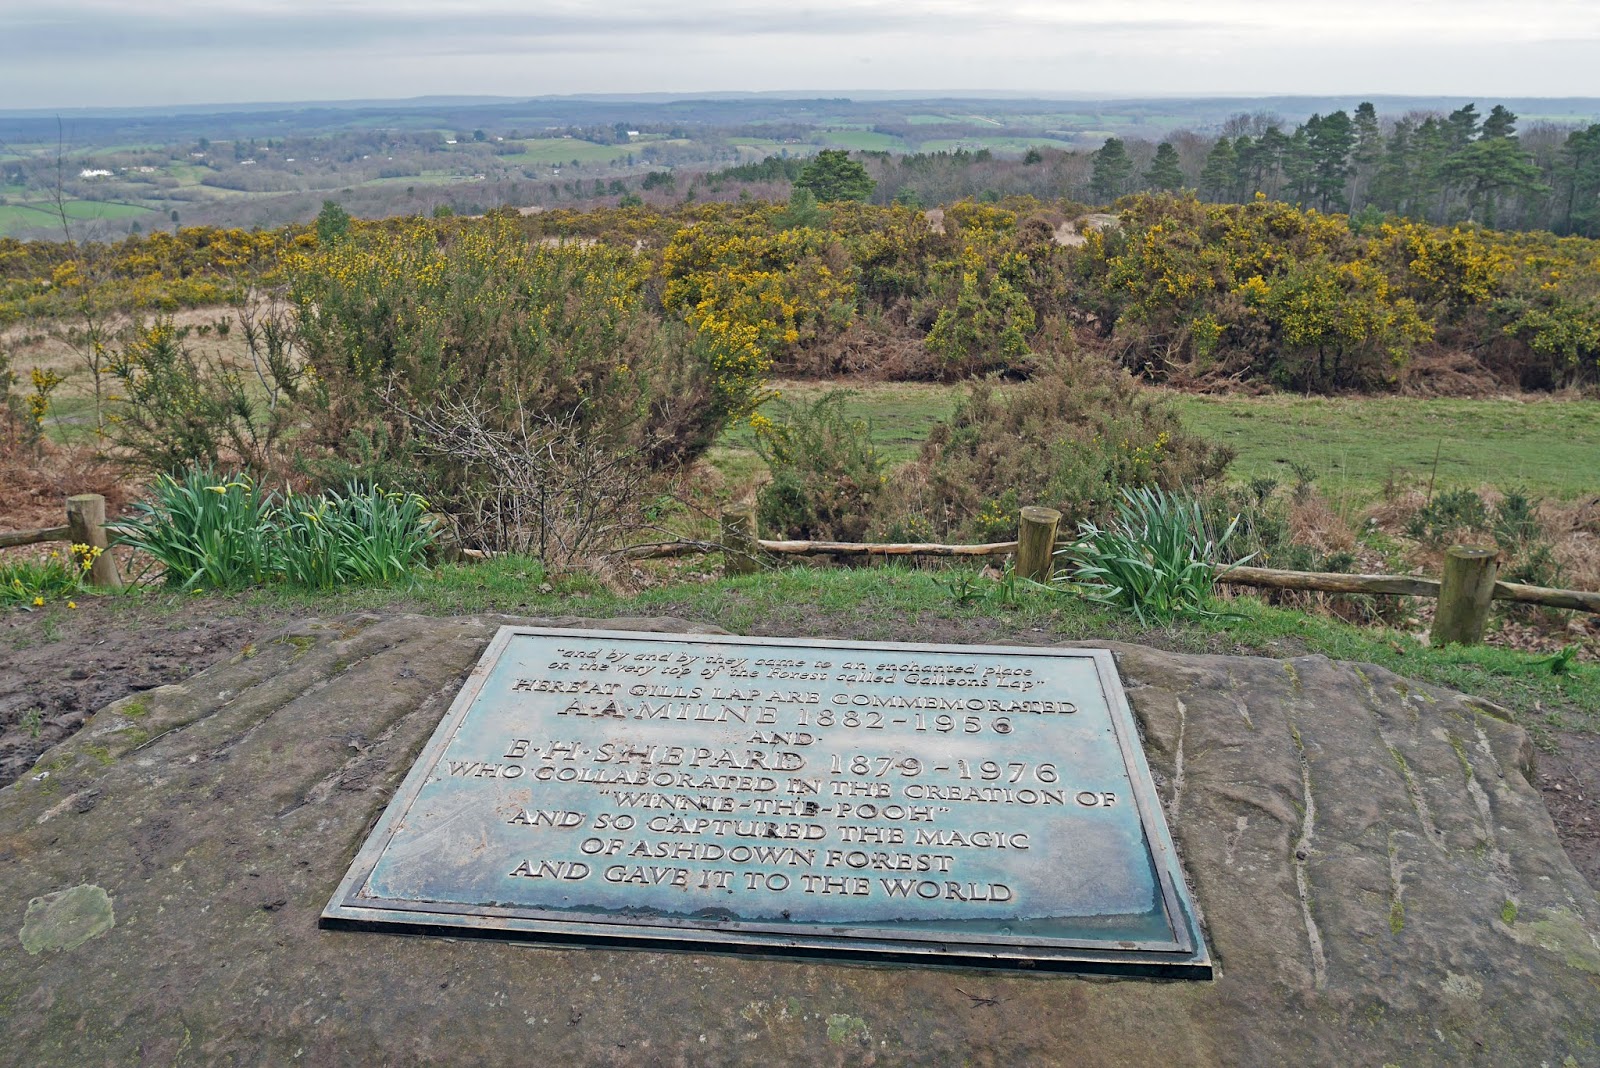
[721, 506, 760, 577]
[66, 493, 123, 589]
[1017, 506, 1062, 583]
[1431, 545, 1498, 646]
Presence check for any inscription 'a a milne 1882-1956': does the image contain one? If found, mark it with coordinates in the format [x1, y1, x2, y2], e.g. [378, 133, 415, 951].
[321, 628, 1212, 977]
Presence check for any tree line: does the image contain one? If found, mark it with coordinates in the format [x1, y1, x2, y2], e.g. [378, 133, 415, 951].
[704, 103, 1599, 238]
[1081, 103, 1597, 236]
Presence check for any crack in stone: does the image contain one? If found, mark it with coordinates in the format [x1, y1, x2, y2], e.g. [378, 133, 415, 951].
[1225, 670, 1254, 730]
[1281, 665, 1327, 991]
[1224, 815, 1249, 870]
[1289, 723, 1327, 990]
[1171, 697, 1187, 821]
[1387, 830, 1407, 935]
[1354, 667, 1445, 854]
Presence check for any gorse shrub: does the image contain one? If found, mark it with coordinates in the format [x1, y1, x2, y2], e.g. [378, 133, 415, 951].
[1491, 488, 1542, 548]
[10, 196, 1600, 394]
[873, 354, 1231, 540]
[753, 392, 884, 541]
[289, 221, 746, 556]
[106, 317, 302, 476]
[1404, 489, 1490, 546]
[1054, 486, 1246, 625]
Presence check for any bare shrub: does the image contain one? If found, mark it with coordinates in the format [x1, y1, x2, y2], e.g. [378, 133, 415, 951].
[403, 394, 663, 565]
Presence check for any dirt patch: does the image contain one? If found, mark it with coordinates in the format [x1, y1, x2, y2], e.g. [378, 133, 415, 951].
[0, 444, 129, 536]
[0, 597, 296, 787]
[1538, 731, 1600, 890]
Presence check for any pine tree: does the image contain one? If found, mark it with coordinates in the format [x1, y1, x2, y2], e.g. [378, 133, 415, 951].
[1256, 127, 1291, 199]
[1090, 138, 1134, 202]
[1281, 127, 1315, 205]
[1412, 117, 1452, 222]
[1350, 102, 1383, 210]
[1440, 107, 1545, 228]
[1369, 119, 1414, 215]
[1305, 110, 1356, 212]
[1560, 125, 1600, 236]
[1199, 137, 1238, 201]
[1232, 135, 1264, 199]
[1480, 104, 1517, 141]
[1445, 104, 1481, 151]
[794, 150, 874, 203]
[1144, 143, 1186, 192]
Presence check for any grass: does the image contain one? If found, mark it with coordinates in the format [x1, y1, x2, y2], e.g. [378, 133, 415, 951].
[720, 381, 962, 475]
[817, 130, 907, 152]
[1165, 392, 1600, 501]
[73, 558, 1600, 741]
[0, 199, 155, 237]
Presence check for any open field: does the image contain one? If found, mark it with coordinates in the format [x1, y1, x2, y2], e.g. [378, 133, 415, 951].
[1166, 392, 1600, 501]
[817, 129, 908, 151]
[0, 199, 155, 236]
[500, 136, 692, 167]
[710, 380, 1600, 504]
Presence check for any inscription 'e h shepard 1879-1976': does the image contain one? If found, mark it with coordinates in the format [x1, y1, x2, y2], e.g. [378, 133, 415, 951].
[320, 628, 1212, 977]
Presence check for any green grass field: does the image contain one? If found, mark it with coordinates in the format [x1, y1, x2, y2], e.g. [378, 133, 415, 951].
[1166, 393, 1600, 501]
[714, 381, 1600, 504]
[816, 129, 907, 152]
[0, 199, 155, 237]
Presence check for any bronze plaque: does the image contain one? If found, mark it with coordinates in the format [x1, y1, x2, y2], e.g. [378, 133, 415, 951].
[322, 627, 1211, 976]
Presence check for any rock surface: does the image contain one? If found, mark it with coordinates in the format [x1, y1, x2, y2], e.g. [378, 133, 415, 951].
[2, 612, 1598, 1067]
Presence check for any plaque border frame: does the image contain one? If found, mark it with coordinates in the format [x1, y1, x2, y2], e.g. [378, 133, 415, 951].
[320, 626, 1213, 978]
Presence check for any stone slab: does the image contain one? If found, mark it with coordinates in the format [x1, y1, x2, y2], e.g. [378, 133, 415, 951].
[322, 627, 1210, 975]
[3, 612, 1599, 1067]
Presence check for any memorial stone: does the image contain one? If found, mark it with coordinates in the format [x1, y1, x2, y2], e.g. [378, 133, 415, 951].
[323, 627, 1211, 976]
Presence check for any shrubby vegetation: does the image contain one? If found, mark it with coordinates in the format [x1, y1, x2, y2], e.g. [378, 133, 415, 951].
[3, 178, 1596, 622]
[8, 191, 1598, 395]
[1054, 487, 1245, 625]
[1, 544, 99, 607]
[869, 356, 1232, 541]
[753, 392, 884, 542]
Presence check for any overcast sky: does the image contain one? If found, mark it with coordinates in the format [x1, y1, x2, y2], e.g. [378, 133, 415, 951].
[2, 0, 1596, 110]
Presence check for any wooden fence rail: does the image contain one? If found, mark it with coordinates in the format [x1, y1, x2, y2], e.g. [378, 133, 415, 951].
[621, 506, 1600, 646]
[0, 525, 71, 550]
[620, 538, 1018, 560]
[0, 494, 122, 588]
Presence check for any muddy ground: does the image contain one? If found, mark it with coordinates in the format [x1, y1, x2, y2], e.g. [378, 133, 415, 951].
[2, 594, 1597, 895]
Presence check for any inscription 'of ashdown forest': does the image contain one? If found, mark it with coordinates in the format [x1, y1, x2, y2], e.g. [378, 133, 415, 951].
[325, 628, 1211, 974]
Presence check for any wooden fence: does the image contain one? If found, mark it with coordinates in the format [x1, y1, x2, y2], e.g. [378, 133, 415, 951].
[623, 505, 1600, 647]
[0, 494, 122, 588]
[6, 496, 1597, 646]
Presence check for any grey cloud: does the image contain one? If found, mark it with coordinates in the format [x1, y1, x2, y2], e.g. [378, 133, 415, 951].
[0, 0, 1593, 108]
[1, 4, 1242, 59]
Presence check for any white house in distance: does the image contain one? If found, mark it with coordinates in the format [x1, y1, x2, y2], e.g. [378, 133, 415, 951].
[78, 168, 112, 179]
